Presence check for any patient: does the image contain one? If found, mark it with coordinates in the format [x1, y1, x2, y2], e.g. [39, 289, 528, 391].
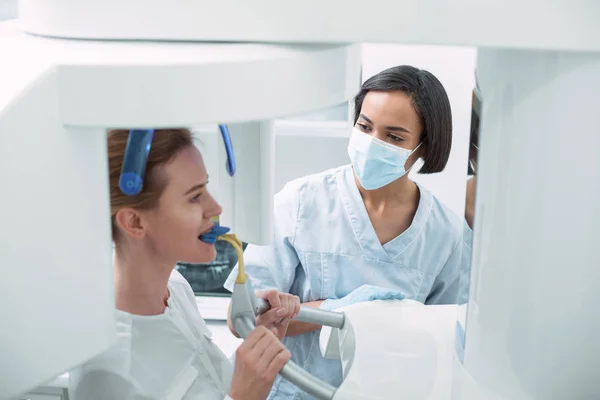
[69, 128, 300, 400]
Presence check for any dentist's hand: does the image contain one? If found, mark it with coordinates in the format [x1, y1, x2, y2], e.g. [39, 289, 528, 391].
[230, 326, 291, 400]
[255, 290, 300, 341]
[320, 284, 405, 311]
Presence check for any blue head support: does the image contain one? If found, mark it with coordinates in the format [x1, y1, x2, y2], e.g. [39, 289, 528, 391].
[119, 129, 155, 196]
[219, 124, 236, 177]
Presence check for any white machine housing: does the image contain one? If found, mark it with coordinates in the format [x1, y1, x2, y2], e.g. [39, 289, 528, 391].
[2, 1, 600, 399]
[0, 20, 361, 399]
[16, 0, 600, 52]
[320, 300, 462, 400]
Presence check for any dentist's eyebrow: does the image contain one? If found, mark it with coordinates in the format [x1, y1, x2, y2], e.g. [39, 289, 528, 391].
[360, 114, 412, 134]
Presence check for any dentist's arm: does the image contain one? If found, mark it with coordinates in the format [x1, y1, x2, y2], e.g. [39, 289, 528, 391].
[228, 300, 330, 338]
[286, 286, 406, 336]
[254, 286, 406, 338]
[228, 300, 323, 338]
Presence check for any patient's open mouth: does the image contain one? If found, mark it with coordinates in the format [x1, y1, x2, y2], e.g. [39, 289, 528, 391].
[200, 226, 213, 235]
[198, 225, 214, 238]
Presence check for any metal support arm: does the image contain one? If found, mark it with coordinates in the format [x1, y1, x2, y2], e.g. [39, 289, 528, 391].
[230, 281, 346, 400]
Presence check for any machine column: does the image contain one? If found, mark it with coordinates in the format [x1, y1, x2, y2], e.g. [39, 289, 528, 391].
[456, 48, 600, 399]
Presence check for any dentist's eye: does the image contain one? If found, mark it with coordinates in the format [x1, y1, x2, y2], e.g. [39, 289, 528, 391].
[357, 124, 372, 132]
[191, 193, 202, 202]
[387, 133, 403, 142]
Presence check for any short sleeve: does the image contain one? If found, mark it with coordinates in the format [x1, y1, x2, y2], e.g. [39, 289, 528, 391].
[223, 179, 303, 294]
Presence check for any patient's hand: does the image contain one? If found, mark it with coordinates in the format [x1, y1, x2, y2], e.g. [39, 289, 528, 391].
[255, 290, 300, 341]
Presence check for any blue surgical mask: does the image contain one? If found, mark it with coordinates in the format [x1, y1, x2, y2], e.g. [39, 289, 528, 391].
[347, 127, 422, 190]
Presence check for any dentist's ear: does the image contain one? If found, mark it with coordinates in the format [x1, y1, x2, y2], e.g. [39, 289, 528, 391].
[405, 142, 426, 171]
[414, 141, 426, 159]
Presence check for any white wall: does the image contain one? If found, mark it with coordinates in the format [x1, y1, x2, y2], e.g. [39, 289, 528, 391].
[0, 0, 17, 20]
[361, 43, 478, 218]
[273, 121, 350, 192]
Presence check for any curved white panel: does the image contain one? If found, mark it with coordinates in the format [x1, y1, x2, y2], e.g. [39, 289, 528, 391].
[2, 21, 361, 127]
[320, 301, 458, 400]
[18, 0, 600, 52]
[0, 68, 116, 400]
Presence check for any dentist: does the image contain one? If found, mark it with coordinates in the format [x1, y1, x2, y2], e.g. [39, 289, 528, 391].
[226, 65, 471, 399]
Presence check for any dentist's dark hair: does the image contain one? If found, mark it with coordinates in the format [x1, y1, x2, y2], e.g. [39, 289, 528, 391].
[353, 65, 453, 174]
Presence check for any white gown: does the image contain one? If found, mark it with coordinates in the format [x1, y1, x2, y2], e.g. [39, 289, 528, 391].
[68, 270, 234, 400]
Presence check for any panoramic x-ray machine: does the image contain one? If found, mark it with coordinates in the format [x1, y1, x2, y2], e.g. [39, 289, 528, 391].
[1, 1, 600, 399]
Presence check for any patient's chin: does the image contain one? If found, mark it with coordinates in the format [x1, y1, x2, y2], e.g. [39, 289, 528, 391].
[181, 243, 217, 264]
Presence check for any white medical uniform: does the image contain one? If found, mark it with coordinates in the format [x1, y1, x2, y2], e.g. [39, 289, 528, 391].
[69, 270, 234, 400]
[224, 164, 471, 400]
